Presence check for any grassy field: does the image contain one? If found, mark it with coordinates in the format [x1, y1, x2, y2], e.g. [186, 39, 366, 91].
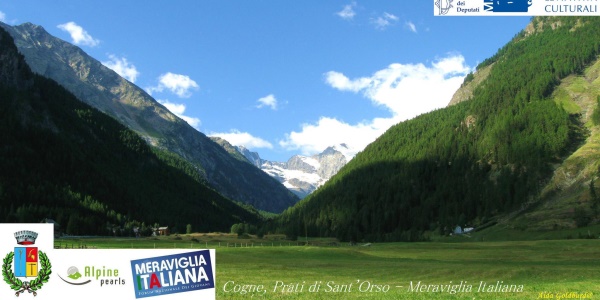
[57, 234, 600, 299]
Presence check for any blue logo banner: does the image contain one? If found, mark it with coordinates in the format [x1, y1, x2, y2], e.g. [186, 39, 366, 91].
[130, 250, 214, 299]
[488, 0, 531, 12]
[435, 0, 599, 16]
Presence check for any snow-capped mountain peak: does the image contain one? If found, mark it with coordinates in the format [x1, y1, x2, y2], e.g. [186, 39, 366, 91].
[332, 143, 355, 161]
[234, 145, 350, 199]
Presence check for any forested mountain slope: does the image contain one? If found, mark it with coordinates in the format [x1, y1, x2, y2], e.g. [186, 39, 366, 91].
[0, 22, 298, 213]
[502, 53, 600, 232]
[0, 27, 262, 235]
[272, 17, 600, 242]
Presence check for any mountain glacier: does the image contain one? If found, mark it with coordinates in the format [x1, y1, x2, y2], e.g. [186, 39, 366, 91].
[237, 144, 351, 199]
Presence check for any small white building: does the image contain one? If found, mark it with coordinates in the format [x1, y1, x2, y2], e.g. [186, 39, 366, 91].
[454, 226, 463, 235]
[454, 226, 474, 235]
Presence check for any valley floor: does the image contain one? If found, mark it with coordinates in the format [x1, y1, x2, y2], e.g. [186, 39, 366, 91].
[58, 234, 600, 299]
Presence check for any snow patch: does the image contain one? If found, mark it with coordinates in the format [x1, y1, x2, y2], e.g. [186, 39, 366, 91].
[283, 181, 297, 189]
[333, 143, 355, 161]
[300, 156, 321, 170]
[274, 168, 321, 186]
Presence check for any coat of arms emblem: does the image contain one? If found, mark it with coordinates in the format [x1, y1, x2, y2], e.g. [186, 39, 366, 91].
[2, 231, 52, 297]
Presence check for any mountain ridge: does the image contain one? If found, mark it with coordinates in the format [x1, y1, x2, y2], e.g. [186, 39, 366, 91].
[0, 21, 298, 213]
[241, 144, 348, 199]
[0, 25, 262, 234]
[212, 139, 349, 199]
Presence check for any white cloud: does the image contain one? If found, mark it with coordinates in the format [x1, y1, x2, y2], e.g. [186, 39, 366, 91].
[325, 71, 371, 92]
[148, 72, 199, 98]
[102, 54, 140, 83]
[383, 12, 399, 21]
[280, 117, 395, 157]
[257, 94, 278, 110]
[209, 130, 273, 149]
[406, 21, 417, 33]
[0, 11, 17, 25]
[57, 22, 100, 47]
[281, 54, 471, 157]
[158, 100, 201, 129]
[337, 2, 357, 20]
[325, 55, 471, 120]
[372, 12, 398, 30]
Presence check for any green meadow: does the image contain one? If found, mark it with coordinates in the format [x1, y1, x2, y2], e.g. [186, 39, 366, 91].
[56, 234, 600, 299]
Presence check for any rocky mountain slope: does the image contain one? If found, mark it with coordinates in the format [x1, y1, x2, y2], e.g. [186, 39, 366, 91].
[448, 64, 493, 106]
[0, 21, 298, 213]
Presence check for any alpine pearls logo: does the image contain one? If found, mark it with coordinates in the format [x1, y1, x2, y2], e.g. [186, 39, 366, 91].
[1, 231, 52, 297]
[58, 265, 92, 285]
[67, 266, 82, 280]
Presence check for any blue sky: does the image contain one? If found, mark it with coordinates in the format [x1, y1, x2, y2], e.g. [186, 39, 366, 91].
[0, 1, 530, 161]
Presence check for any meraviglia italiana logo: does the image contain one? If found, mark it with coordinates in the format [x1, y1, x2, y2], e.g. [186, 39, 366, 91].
[2, 231, 52, 297]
